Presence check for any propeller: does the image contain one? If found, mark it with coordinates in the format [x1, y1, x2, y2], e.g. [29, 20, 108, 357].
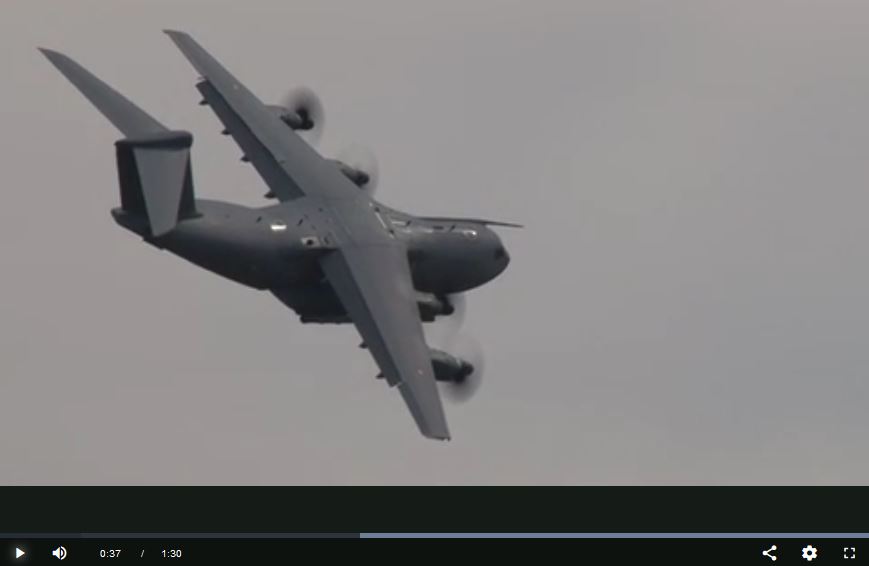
[440, 333, 485, 403]
[279, 86, 325, 145]
[441, 293, 466, 333]
[337, 143, 379, 196]
[428, 293, 467, 343]
[427, 293, 484, 402]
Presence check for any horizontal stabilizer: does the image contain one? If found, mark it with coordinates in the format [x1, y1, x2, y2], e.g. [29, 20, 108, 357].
[115, 131, 196, 236]
[419, 216, 524, 228]
[39, 48, 167, 137]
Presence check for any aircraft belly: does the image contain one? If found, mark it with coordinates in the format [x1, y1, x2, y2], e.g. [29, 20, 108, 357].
[270, 284, 349, 323]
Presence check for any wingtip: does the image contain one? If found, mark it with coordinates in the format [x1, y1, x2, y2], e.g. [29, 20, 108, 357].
[421, 418, 452, 442]
[417, 414, 451, 441]
[163, 29, 189, 40]
[424, 428, 452, 442]
[37, 47, 62, 60]
[426, 434, 452, 442]
[37, 47, 74, 69]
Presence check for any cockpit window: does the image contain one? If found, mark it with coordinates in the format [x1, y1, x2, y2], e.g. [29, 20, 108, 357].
[461, 229, 478, 239]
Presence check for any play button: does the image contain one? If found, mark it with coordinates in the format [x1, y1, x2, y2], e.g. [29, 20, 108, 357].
[15, 547, 25, 559]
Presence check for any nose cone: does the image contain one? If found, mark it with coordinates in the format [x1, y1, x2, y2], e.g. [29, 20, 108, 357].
[493, 244, 510, 272]
[489, 230, 511, 279]
[494, 243, 510, 264]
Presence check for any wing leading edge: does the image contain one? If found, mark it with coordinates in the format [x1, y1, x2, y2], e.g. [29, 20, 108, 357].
[163, 30, 355, 202]
[319, 245, 451, 440]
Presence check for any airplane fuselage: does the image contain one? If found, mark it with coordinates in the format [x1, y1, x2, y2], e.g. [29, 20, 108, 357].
[111, 198, 510, 323]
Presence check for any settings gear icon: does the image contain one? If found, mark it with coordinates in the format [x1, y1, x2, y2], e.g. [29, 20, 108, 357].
[802, 545, 819, 561]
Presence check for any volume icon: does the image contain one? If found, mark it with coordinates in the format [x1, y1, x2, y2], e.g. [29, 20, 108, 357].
[52, 546, 67, 560]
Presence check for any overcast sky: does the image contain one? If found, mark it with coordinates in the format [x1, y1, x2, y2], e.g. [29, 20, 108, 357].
[2, 0, 869, 484]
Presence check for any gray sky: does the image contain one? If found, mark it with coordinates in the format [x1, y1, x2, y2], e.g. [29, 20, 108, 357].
[2, 0, 869, 484]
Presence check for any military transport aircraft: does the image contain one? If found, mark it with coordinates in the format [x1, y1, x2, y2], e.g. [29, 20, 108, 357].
[39, 31, 515, 440]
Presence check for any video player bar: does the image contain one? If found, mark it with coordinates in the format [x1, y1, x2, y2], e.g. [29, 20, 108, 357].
[2, 536, 865, 564]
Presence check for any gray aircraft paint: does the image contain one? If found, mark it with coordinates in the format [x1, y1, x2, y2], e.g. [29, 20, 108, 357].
[41, 33, 513, 441]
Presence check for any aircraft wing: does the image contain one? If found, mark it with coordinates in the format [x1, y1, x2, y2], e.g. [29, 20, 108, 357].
[164, 30, 354, 202]
[166, 30, 450, 439]
[319, 245, 451, 440]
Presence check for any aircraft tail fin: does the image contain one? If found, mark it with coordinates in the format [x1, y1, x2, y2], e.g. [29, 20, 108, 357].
[115, 132, 198, 237]
[40, 48, 197, 236]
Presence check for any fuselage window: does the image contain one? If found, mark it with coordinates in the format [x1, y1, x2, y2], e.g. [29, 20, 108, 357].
[270, 221, 288, 232]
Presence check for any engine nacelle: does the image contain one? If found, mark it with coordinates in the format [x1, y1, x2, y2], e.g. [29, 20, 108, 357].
[430, 348, 474, 384]
[374, 348, 472, 382]
[265, 104, 314, 131]
[328, 159, 370, 188]
[416, 292, 455, 322]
